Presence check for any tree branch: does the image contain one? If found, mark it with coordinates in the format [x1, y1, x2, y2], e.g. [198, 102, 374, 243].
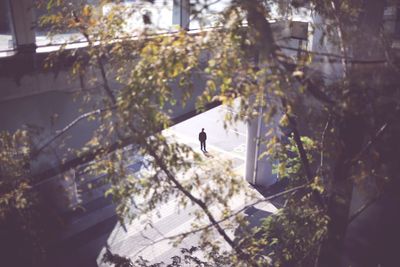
[330, 0, 349, 79]
[30, 99, 220, 186]
[281, 99, 326, 208]
[131, 183, 309, 259]
[348, 194, 381, 224]
[348, 122, 388, 165]
[32, 135, 135, 185]
[320, 114, 332, 171]
[72, 10, 117, 104]
[277, 45, 385, 64]
[288, 114, 313, 182]
[143, 141, 249, 261]
[33, 107, 114, 157]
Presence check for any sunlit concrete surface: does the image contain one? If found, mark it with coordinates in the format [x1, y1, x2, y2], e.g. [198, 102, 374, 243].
[0, 34, 13, 54]
[46, 103, 277, 267]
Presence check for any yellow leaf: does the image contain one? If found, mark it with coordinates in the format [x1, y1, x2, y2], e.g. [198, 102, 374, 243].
[279, 114, 289, 127]
[207, 80, 216, 91]
[83, 5, 91, 17]
[292, 70, 304, 78]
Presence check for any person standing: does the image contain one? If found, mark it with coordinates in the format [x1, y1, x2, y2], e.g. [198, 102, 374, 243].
[199, 128, 207, 152]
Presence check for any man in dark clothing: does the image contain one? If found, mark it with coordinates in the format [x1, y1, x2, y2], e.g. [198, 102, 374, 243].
[199, 128, 207, 152]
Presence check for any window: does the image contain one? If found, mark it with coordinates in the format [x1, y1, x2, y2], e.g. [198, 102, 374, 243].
[102, 0, 174, 33]
[0, 0, 15, 55]
[34, 1, 86, 48]
[139, 0, 174, 31]
[35, 0, 174, 50]
[189, 0, 232, 30]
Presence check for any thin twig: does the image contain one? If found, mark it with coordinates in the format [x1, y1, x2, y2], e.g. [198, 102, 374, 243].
[314, 243, 322, 267]
[348, 194, 381, 224]
[330, 0, 348, 79]
[282, 105, 313, 182]
[72, 10, 117, 104]
[131, 183, 309, 258]
[281, 99, 325, 208]
[349, 122, 388, 165]
[33, 107, 114, 157]
[144, 143, 240, 255]
[320, 114, 332, 170]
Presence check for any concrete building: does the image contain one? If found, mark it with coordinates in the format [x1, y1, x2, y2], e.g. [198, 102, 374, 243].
[0, 2, 311, 266]
[0, 0, 309, 208]
[2, 0, 398, 266]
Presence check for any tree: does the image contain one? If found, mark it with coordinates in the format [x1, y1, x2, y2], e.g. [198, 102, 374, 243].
[1, 0, 400, 266]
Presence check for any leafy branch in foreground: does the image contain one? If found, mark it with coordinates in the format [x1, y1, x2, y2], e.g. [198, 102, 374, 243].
[2, 1, 400, 266]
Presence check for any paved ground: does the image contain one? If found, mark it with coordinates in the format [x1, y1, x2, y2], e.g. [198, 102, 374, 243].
[47, 103, 277, 267]
[0, 34, 14, 57]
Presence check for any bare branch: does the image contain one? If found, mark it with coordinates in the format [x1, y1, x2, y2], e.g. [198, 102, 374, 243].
[280, 98, 313, 182]
[278, 45, 386, 64]
[30, 99, 220, 186]
[280, 99, 326, 208]
[348, 194, 381, 224]
[72, 10, 117, 104]
[320, 114, 332, 171]
[131, 183, 309, 258]
[330, 0, 349, 79]
[33, 107, 114, 157]
[144, 142, 239, 253]
[348, 122, 388, 165]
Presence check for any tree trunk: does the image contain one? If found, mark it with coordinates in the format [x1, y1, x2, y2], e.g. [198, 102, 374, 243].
[318, 116, 365, 266]
[318, 155, 353, 266]
[318, 1, 386, 264]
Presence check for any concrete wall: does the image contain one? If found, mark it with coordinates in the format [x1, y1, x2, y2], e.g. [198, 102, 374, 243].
[245, 105, 282, 187]
[244, 22, 309, 187]
[0, 20, 308, 209]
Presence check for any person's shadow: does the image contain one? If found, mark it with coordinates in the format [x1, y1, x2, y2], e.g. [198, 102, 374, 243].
[203, 150, 213, 158]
